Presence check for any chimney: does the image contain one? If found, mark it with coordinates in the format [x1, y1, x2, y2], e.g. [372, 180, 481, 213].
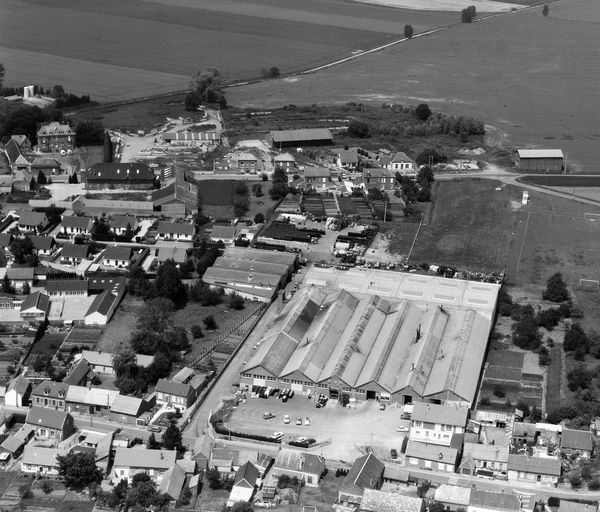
[160, 453, 164, 460]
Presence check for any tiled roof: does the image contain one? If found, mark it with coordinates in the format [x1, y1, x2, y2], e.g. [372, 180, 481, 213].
[30, 235, 55, 251]
[234, 461, 260, 488]
[87, 163, 154, 182]
[561, 428, 593, 452]
[507, 454, 561, 476]
[18, 211, 47, 227]
[412, 402, 469, 427]
[45, 279, 89, 293]
[110, 215, 137, 230]
[22, 445, 60, 468]
[85, 290, 117, 317]
[32, 380, 69, 399]
[157, 221, 195, 236]
[104, 246, 133, 261]
[37, 122, 75, 137]
[156, 379, 193, 398]
[7, 375, 30, 395]
[340, 452, 384, 497]
[114, 447, 176, 470]
[20, 291, 49, 313]
[470, 490, 520, 512]
[361, 489, 423, 512]
[434, 484, 471, 506]
[110, 394, 146, 415]
[26, 406, 69, 430]
[65, 385, 119, 407]
[61, 215, 93, 230]
[61, 244, 89, 259]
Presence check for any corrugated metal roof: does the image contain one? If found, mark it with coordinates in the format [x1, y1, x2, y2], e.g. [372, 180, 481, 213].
[114, 447, 176, 469]
[517, 149, 563, 159]
[66, 385, 119, 407]
[435, 485, 471, 505]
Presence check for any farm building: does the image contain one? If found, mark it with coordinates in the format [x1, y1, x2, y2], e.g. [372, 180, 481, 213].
[4, 138, 32, 171]
[162, 131, 220, 145]
[85, 163, 155, 190]
[153, 179, 198, 216]
[37, 122, 75, 153]
[29, 157, 63, 175]
[268, 128, 333, 148]
[516, 149, 564, 172]
[203, 247, 297, 302]
[241, 269, 499, 405]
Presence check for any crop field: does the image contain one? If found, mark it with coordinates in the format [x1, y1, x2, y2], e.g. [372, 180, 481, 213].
[0, 0, 458, 102]
[197, 180, 236, 206]
[387, 179, 522, 272]
[520, 176, 600, 187]
[228, 0, 600, 172]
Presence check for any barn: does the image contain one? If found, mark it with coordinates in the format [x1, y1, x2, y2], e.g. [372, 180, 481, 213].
[268, 128, 333, 149]
[516, 149, 564, 172]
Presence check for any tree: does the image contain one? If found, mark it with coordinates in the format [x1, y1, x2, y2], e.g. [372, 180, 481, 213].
[2, 274, 14, 295]
[417, 166, 434, 186]
[461, 5, 476, 22]
[229, 293, 245, 310]
[567, 363, 592, 392]
[493, 384, 506, 398]
[536, 308, 561, 330]
[404, 24, 414, 38]
[206, 468, 222, 489]
[254, 212, 265, 224]
[29, 176, 36, 191]
[115, 377, 138, 395]
[543, 272, 569, 302]
[416, 148, 446, 166]
[138, 297, 175, 332]
[270, 67, 280, 78]
[0, 105, 58, 144]
[416, 480, 431, 498]
[70, 172, 79, 184]
[564, 323, 589, 353]
[41, 480, 53, 494]
[103, 131, 113, 163]
[146, 353, 172, 383]
[270, 167, 289, 200]
[10, 236, 34, 264]
[232, 502, 254, 512]
[415, 103, 432, 121]
[0, 62, 4, 90]
[204, 315, 217, 330]
[19, 484, 33, 499]
[32, 354, 52, 373]
[429, 503, 445, 512]
[189, 68, 226, 106]
[154, 260, 187, 306]
[37, 170, 47, 185]
[542, 4, 549, 16]
[512, 315, 541, 350]
[162, 420, 183, 450]
[191, 324, 204, 339]
[57, 452, 102, 490]
[347, 120, 371, 138]
[112, 347, 138, 379]
[185, 91, 201, 111]
[75, 120, 104, 147]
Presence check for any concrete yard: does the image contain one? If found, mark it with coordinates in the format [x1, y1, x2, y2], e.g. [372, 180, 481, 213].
[225, 395, 409, 462]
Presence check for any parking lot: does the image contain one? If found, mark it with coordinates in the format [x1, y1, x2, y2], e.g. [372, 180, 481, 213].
[225, 390, 411, 462]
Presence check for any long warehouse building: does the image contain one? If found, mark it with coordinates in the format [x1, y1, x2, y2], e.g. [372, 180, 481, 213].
[241, 269, 499, 406]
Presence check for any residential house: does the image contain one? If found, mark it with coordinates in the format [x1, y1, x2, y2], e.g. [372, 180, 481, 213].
[31, 381, 69, 410]
[21, 446, 61, 475]
[60, 243, 90, 265]
[236, 152, 259, 173]
[85, 163, 155, 190]
[5, 375, 31, 407]
[84, 289, 122, 325]
[1, 424, 35, 458]
[272, 450, 326, 487]
[17, 211, 48, 233]
[434, 485, 472, 512]
[6, 267, 34, 292]
[336, 149, 359, 170]
[156, 246, 188, 264]
[109, 395, 153, 425]
[30, 235, 56, 257]
[210, 225, 238, 245]
[405, 437, 462, 473]
[103, 246, 133, 268]
[384, 152, 416, 176]
[559, 502, 599, 512]
[274, 152, 296, 170]
[80, 350, 154, 375]
[11, 135, 32, 150]
[507, 454, 561, 485]
[153, 179, 198, 217]
[157, 221, 195, 242]
[227, 461, 260, 506]
[360, 489, 425, 512]
[29, 157, 63, 176]
[37, 122, 75, 152]
[19, 291, 50, 322]
[25, 406, 75, 441]
[338, 452, 384, 507]
[4, 138, 32, 171]
[155, 379, 196, 411]
[110, 215, 138, 236]
[112, 448, 177, 484]
[561, 428, 593, 458]
[61, 216, 93, 238]
[211, 447, 240, 475]
[63, 359, 94, 386]
[410, 402, 469, 446]
[459, 442, 509, 477]
[158, 464, 187, 502]
[304, 166, 331, 191]
[362, 168, 396, 191]
[0, 233, 13, 253]
[65, 385, 119, 415]
[468, 490, 520, 512]
[45, 279, 88, 297]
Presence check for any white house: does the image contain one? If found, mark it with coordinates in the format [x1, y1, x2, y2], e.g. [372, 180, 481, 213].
[384, 152, 417, 176]
[227, 461, 260, 506]
[410, 402, 468, 446]
[21, 446, 61, 475]
[157, 221, 195, 242]
[103, 246, 133, 268]
[111, 215, 138, 236]
[112, 448, 176, 484]
[61, 216, 93, 237]
[210, 225, 238, 245]
[80, 350, 154, 375]
[5, 375, 31, 407]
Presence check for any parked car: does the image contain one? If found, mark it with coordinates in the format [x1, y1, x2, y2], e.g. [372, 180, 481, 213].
[147, 425, 161, 432]
[270, 432, 284, 440]
[379, 403, 386, 411]
[401, 412, 412, 420]
[390, 449, 398, 460]
[263, 412, 276, 420]
[396, 425, 409, 432]
[305, 417, 311, 426]
[283, 415, 290, 424]
[296, 417, 302, 425]
[296, 436, 308, 443]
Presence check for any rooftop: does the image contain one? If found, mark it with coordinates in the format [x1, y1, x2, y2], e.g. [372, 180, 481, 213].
[22, 445, 61, 468]
[156, 379, 194, 398]
[104, 246, 133, 261]
[87, 163, 154, 182]
[274, 450, 325, 475]
[114, 447, 176, 469]
[26, 406, 69, 430]
[517, 149, 564, 159]
[412, 402, 469, 427]
[81, 350, 154, 368]
[157, 221, 195, 236]
[470, 490, 520, 512]
[361, 489, 423, 512]
[507, 454, 561, 476]
[561, 428, 593, 452]
[341, 452, 384, 497]
[61, 215, 93, 229]
[270, 128, 333, 143]
[434, 484, 471, 506]
[405, 440, 459, 464]
[37, 122, 75, 137]
[65, 385, 119, 407]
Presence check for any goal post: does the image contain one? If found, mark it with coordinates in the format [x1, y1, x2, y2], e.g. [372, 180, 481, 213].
[584, 212, 600, 221]
[579, 278, 600, 289]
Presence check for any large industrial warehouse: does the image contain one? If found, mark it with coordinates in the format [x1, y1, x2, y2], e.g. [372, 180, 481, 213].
[241, 268, 499, 406]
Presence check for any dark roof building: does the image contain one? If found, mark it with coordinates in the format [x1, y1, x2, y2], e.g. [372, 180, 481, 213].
[268, 128, 333, 148]
[339, 453, 384, 504]
[85, 163, 154, 188]
[61, 215, 93, 231]
[30, 235, 56, 252]
[104, 246, 133, 262]
[45, 279, 89, 295]
[562, 428, 593, 455]
[61, 244, 90, 260]
[153, 180, 198, 215]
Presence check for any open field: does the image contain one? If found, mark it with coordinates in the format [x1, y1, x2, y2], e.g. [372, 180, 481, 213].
[388, 179, 521, 272]
[520, 176, 600, 187]
[0, 0, 457, 101]
[228, 0, 600, 172]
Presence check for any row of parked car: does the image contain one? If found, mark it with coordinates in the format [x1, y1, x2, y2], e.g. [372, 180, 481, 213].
[251, 385, 295, 401]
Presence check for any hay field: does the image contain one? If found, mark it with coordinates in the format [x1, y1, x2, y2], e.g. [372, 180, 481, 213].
[228, 0, 600, 172]
[0, 0, 456, 101]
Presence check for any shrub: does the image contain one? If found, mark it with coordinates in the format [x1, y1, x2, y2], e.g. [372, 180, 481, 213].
[570, 472, 583, 489]
[404, 24, 414, 38]
[203, 315, 217, 330]
[542, 4, 549, 16]
[191, 324, 203, 339]
[347, 120, 371, 138]
[512, 315, 541, 350]
[493, 384, 506, 398]
[548, 497, 560, 508]
[41, 480, 53, 494]
[461, 5, 476, 22]
[543, 272, 570, 302]
[415, 104, 432, 121]
[588, 479, 600, 490]
[229, 293, 245, 310]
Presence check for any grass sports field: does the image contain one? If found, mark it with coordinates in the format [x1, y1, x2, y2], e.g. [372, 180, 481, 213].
[229, 0, 600, 172]
[0, 0, 458, 101]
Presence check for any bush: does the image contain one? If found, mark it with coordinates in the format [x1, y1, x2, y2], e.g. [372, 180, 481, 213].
[415, 104, 432, 121]
[570, 473, 583, 489]
[19, 484, 33, 499]
[254, 213, 265, 224]
[191, 324, 203, 339]
[542, 4, 549, 16]
[512, 315, 541, 350]
[203, 315, 217, 330]
[461, 5, 476, 22]
[493, 384, 506, 398]
[543, 272, 570, 302]
[229, 293, 245, 310]
[548, 497, 560, 508]
[588, 479, 600, 490]
[347, 120, 371, 138]
[41, 480, 53, 494]
[537, 308, 561, 330]
[404, 24, 414, 38]
[564, 323, 589, 353]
